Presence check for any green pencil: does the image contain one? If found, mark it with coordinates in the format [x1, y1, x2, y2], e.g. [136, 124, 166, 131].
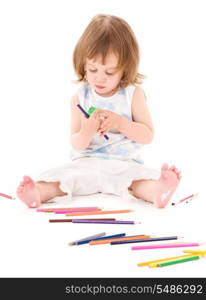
[157, 255, 200, 267]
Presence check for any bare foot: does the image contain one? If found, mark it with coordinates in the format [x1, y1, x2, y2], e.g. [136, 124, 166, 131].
[154, 163, 181, 208]
[16, 176, 41, 208]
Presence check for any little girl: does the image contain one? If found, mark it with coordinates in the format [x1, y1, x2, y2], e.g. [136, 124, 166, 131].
[16, 14, 181, 208]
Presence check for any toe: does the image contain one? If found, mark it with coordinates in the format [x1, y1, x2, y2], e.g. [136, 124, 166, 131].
[23, 176, 31, 183]
[177, 172, 182, 180]
[161, 164, 169, 179]
[174, 167, 179, 174]
[161, 164, 169, 178]
[169, 165, 180, 178]
[161, 163, 169, 171]
[23, 176, 35, 188]
[169, 165, 179, 174]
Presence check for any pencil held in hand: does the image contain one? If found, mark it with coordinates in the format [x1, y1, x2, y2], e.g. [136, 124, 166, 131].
[77, 104, 109, 140]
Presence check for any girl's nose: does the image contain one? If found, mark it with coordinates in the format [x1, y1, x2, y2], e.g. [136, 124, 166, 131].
[95, 73, 106, 83]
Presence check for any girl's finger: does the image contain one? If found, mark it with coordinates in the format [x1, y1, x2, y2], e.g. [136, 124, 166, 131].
[92, 109, 103, 118]
[100, 122, 109, 129]
[102, 112, 109, 118]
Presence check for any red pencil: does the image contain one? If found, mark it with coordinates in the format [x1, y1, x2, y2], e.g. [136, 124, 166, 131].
[49, 218, 116, 223]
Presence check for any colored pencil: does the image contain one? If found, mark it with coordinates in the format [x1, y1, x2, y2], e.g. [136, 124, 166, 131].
[111, 236, 180, 245]
[55, 209, 103, 214]
[77, 104, 90, 118]
[89, 235, 151, 245]
[171, 193, 198, 205]
[138, 254, 199, 267]
[88, 233, 126, 241]
[131, 242, 201, 251]
[68, 232, 106, 245]
[71, 219, 137, 225]
[77, 104, 109, 140]
[49, 218, 116, 223]
[37, 207, 101, 212]
[0, 192, 15, 200]
[71, 233, 126, 246]
[152, 255, 201, 267]
[65, 209, 134, 216]
[183, 250, 206, 255]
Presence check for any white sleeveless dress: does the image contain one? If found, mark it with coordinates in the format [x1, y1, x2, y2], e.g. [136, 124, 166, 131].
[37, 83, 160, 201]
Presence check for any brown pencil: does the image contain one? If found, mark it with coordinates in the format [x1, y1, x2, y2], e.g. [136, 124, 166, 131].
[49, 218, 116, 223]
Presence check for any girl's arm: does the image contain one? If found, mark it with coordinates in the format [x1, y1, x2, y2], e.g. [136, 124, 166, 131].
[70, 94, 100, 150]
[99, 86, 154, 144]
[119, 86, 154, 144]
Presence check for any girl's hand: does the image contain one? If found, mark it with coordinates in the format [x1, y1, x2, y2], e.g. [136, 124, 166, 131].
[97, 110, 122, 136]
[80, 109, 103, 136]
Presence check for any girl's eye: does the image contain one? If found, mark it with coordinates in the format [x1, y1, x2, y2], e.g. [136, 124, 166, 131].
[88, 69, 114, 75]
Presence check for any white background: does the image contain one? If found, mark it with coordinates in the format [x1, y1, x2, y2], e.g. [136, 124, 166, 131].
[0, 0, 206, 278]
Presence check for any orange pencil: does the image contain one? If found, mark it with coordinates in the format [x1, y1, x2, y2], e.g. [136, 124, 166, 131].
[89, 235, 151, 245]
[65, 209, 134, 217]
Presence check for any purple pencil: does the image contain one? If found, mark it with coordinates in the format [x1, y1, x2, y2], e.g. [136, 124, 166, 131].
[71, 219, 138, 225]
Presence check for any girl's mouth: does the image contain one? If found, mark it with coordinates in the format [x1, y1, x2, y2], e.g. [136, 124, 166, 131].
[95, 85, 105, 89]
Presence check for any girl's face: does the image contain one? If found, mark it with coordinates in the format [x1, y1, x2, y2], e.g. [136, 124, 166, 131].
[85, 52, 123, 97]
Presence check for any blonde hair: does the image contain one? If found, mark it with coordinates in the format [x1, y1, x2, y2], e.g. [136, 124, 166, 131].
[73, 14, 145, 87]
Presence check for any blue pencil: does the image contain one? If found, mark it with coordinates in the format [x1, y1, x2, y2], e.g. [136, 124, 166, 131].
[68, 232, 106, 245]
[111, 236, 179, 245]
[77, 104, 109, 140]
[73, 233, 126, 246]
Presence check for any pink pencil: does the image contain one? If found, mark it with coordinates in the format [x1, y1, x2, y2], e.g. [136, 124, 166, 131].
[37, 207, 101, 212]
[131, 242, 201, 251]
[0, 192, 15, 200]
[55, 209, 102, 214]
[172, 193, 198, 206]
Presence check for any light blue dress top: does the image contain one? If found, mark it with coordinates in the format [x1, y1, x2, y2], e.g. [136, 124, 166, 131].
[70, 83, 144, 163]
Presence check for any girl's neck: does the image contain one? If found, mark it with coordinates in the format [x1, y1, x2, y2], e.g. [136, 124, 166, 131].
[93, 85, 122, 98]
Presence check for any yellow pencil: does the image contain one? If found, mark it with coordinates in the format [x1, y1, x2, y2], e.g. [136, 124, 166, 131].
[138, 254, 196, 267]
[183, 250, 206, 255]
